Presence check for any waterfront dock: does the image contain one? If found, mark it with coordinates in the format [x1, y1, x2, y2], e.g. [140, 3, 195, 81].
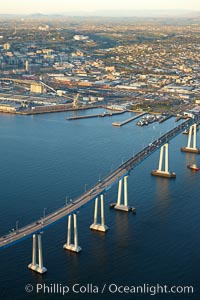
[175, 115, 188, 122]
[19, 105, 101, 115]
[112, 112, 146, 127]
[159, 114, 173, 123]
[66, 110, 126, 121]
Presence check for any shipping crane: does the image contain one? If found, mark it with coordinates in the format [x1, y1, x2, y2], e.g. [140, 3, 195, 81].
[73, 93, 80, 109]
[62, 93, 80, 109]
[39, 81, 57, 94]
[40, 80, 80, 108]
[0, 78, 80, 109]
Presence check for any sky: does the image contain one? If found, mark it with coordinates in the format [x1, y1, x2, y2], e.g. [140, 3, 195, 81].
[0, 0, 200, 14]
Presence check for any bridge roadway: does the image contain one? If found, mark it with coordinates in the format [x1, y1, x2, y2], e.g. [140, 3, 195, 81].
[0, 116, 198, 249]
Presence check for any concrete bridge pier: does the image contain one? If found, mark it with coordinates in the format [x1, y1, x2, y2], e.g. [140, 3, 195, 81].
[90, 195, 108, 232]
[28, 233, 47, 274]
[181, 124, 200, 153]
[63, 213, 82, 253]
[151, 143, 176, 178]
[114, 176, 130, 212]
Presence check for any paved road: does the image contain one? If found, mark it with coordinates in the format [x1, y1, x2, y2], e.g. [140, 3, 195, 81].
[0, 116, 198, 249]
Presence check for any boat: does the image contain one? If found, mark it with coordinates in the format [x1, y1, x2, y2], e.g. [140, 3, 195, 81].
[187, 164, 199, 171]
[148, 116, 156, 123]
[136, 120, 144, 126]
[100, 112, 107, 117]
[141, 114, 156, 125]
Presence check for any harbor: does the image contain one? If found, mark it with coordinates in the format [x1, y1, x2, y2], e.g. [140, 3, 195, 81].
[136, 114, 161, 126]
[136, 113, 174, 126]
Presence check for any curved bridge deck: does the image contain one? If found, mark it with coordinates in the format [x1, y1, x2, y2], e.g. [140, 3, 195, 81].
[0, 116, 198, 249]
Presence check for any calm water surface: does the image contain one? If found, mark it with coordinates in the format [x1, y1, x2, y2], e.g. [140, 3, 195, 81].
[0, 109, 199, 299]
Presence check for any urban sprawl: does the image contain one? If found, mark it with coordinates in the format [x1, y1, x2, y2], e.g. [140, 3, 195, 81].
[0, 15, 200, 117]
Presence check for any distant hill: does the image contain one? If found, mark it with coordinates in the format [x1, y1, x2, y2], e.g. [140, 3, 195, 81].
[0, 13, 62, 19]
[0, 10, 200, 19]
[61, 9, 200, 18]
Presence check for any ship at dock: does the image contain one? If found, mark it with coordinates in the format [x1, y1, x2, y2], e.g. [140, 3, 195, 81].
[136, 114, 161, 126]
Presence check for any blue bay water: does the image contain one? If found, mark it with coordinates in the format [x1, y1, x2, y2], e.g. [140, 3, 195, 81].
[0, 109, 199, 299]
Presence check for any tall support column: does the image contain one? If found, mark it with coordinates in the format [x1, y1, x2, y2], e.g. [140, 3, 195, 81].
[100, 194, 105, 227]
[187, 126, 193, 148]
[90, 195, 108, 232]
[158, 146, 164, 171]
[151, 143, 176, 178]
[114, 176, 130, 212]
[63, 213, 82, 253]
[31, 234, 36, 267]
[181, 124, 200, 153]
[66, 215, 72, 246]
[116, 179, 122, 206]
[93, 198, 98, 225]
[193, 124, 197, 149]
[124, 176, 128, 207]
[73, 213, 78, 250]
[28, 233, 47, 274]
[37, 234, 46, 273]
[165, 143, 169, 173]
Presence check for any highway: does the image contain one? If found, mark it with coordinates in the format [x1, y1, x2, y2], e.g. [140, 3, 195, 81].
[0, 116, 198, 250]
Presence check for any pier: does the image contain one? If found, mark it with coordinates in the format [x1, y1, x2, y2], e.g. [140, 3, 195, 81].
[175, 115, 188, 122]
[20, 105, 101, 115]
[67, 110, 126, 121]
[159, 114, 173, 123]
[112, 112, 146, 127]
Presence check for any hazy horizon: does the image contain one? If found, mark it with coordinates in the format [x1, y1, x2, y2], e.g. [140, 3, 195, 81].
[0, 0, 200, 15]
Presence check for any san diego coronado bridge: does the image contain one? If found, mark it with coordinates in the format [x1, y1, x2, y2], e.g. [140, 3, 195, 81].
[0, 115, 199, 274]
